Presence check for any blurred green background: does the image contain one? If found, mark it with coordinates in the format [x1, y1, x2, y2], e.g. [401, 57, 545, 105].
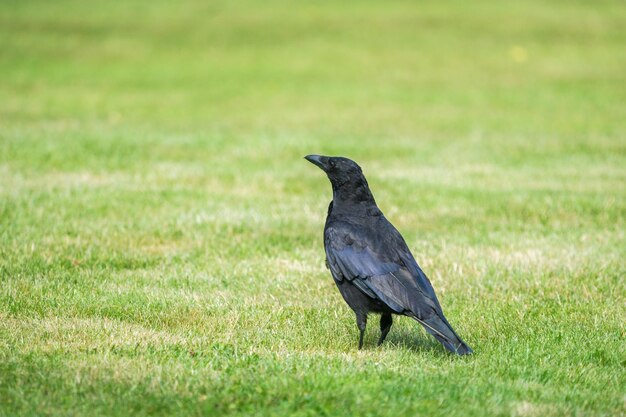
[1, 1, 625, 416]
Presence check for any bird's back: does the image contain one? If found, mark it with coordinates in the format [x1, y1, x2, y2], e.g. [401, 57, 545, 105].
[324, 206, 442, 306]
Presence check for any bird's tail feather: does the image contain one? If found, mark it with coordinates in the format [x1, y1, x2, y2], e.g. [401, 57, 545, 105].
[429, 332, 473, 355]
[414, 315, 473, 356]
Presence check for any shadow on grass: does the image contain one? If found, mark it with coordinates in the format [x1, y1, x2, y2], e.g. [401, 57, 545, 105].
[379, 326, 447, 355]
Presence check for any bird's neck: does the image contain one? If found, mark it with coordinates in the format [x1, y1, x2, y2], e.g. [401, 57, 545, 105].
[330, 181, 379, 215]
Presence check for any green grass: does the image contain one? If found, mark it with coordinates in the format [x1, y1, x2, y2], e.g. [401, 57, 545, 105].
[1, 0, 625, 416]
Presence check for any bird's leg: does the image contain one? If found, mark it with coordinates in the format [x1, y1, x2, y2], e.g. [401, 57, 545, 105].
[377, 313, 393, 346]
[356, 312, 367, 350]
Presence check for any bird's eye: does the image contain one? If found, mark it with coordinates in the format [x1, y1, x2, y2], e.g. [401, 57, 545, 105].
[329, 160, 336, 168]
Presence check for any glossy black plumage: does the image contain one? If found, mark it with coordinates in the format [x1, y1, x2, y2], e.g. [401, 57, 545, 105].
[305, 154, 473, 355]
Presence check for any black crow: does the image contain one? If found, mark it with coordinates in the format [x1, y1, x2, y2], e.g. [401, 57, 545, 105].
[305, 155, 473, 355]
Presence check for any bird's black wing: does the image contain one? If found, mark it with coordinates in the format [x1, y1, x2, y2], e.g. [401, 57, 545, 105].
[324, 223, 441, 315]
[324, 222, 472, 354]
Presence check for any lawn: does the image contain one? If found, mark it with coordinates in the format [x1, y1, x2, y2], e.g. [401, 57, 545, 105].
[1, 0, 625, 416]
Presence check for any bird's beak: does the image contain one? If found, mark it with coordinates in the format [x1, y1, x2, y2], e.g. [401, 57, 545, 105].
[304, 154, 328, 171]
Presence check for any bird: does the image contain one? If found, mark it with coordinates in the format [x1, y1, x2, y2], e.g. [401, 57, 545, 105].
[305, 154, 473, 355]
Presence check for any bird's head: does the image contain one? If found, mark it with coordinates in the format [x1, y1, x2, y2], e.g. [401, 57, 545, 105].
[305, 155, 375, 204]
